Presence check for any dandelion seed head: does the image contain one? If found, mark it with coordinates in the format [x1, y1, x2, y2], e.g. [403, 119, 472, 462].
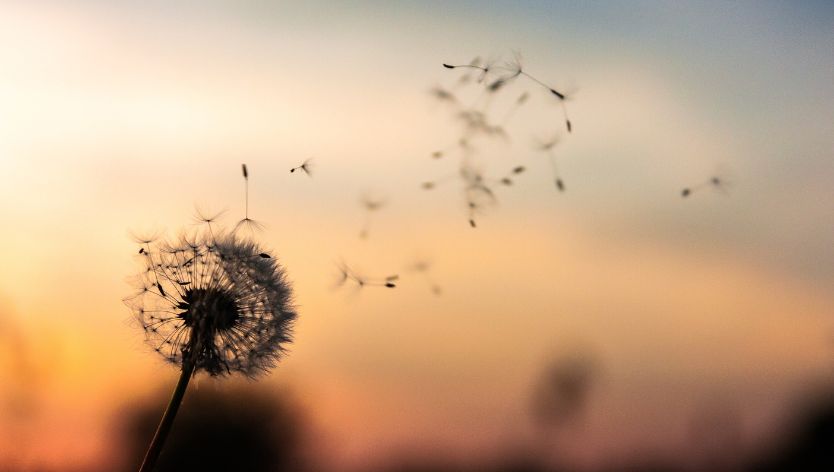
[124, 229, 296, 377]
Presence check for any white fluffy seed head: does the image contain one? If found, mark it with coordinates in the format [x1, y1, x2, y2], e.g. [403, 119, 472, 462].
[124, 229, 296, 377]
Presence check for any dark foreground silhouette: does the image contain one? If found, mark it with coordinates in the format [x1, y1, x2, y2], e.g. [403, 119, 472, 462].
[4, 383, 834, 471]
[115, 383, 309, 472]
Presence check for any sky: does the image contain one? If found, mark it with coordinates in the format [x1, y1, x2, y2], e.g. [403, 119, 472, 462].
[0, 1, 833, 470]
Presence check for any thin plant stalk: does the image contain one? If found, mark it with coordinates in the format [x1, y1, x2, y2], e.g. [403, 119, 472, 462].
[139, 359, 196, 472]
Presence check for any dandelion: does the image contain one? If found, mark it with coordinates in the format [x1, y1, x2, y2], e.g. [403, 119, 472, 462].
[124, 227, 296, 472]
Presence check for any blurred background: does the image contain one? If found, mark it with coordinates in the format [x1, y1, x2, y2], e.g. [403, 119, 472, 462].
[1, 1, 833, 470]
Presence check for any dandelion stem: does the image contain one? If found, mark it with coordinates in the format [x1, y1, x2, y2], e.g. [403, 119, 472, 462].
[139, 360, 195, 472]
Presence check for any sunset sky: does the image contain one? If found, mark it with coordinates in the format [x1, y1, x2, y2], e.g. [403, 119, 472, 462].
[1, 1, 833, 470]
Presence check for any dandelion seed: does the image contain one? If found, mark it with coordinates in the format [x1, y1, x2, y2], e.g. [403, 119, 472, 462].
[234, 217, 265, 235]
[502, 91, 530, 125]
[499, 53, 574, 133]
[443, 56, 496, 83]
[130, 228, 164, 246]
[710, 176, 729, 193]
[448, 162, 507, 227]
[407, 258, 443, 296]
[457, 110, 506, 139]
[484, 52, 526, 93]
[549, 88, 565, 100]
[334, 260, 398, 291]
[192, 205, 227, 241]
[534, 134, 568, 193]
[499, 50, 525, 78]
[358, 193, 386, 240]
[495, 165, 527, 187]
[681, 169, 734, 198]
[456, 72, 473, 86]
[487, 78, 506, 93]
[461, 165, 497, 203]
[429, 86, 457, 103]
[235, 163, 264, 235]
[193, 206, 226, 226]
[290, 158, 314, 176]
